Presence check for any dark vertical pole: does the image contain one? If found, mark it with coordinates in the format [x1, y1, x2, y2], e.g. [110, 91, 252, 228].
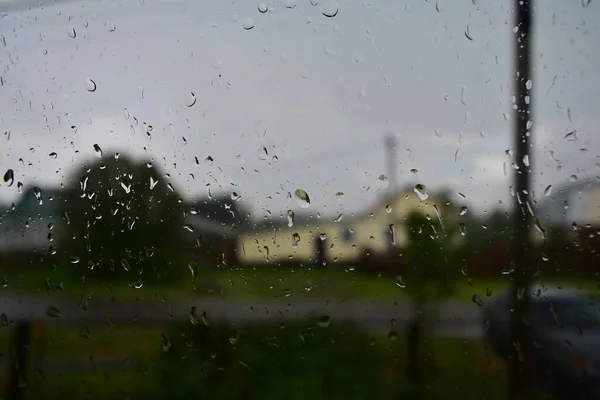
[509, 0, 534, 398]
[7, 320, 32, 400]
[315, 236, 326, 266]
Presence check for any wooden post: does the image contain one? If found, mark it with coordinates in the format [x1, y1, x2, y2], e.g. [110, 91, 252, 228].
[7, 319, 32, 400]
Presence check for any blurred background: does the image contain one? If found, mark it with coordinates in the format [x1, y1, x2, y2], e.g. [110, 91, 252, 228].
[0, 0, 599, 399]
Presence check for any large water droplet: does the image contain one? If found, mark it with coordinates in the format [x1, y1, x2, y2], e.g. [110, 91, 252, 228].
[459, 206, 468, 216]
[257, 146, 268, 160]
[93, 144, 102, 158]
[149, 176, 158, 190]
[459, 223, 467, 236]
[3, 169, 14, 186]
[258, 3, 268, 13]
[378, 174, 389, 189]
[317, 315, 331, 328]
[471, 294, 484, 307]
[294, 189, 310, 209]
[414, 184, 429, 200]
[67, 28, 76, 38]
[287, 210, 295, 227]
[205, 156, 214, 166]
[231, 192, 241, 201]
[187, 92, 197, 107]
[84, 77, 97, 92]
[544, 185, 553, 197]
[46, 306, 62, 318]
[335, 191, 344, 203]
[322, 1, 339, 17]
[243, 18, 255, 30]
[292, 233, 300, 248]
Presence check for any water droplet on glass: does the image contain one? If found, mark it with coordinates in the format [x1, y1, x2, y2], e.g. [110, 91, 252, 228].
[317, 315, 331, 328]
[93, 144, 102, 157]
[46, 306, 62, 318]
[287, 210, 295, 227]
[79, 326, 91, 339]
[460, 206, 468, 216]
[387, 330, 398, 340]
[33, 187, 42, 204]
[188, 261, 198, 281]
[471, 294, 484, 307]
[526, 79, 532, 90]
[258, 3, 268, 13]
[569, 175, 578, 182]
[161, 333, 171, 352]
[243, 18, 255, 30]
[285, 0, 297, 8]
[189, 306, 200, 325]
[544, 185, 552, 196]
[464, 25, 473, 41]
[149, 176, 158, 190]
[0, 313, 8, 327]
[291, 233, 301, 248]
[485, 287, 493, 297]
[294, 189, 310, 209]
[385, 204, 392, 213]
[564, 130, 577, 141]
[334, 213, 343, 223]
[231, 192, 241, 201]
[187, 92, 197, 107]
[67, 28, 76, 38]
[229, 330, 239, 344]
[414, 184, 429, 200]
[459, 223, 466, 236]
[205, 156, 214, 166]
[133, 280, 143, 289]
[3, 169, 14, 186]
[388, 224, 396, 245]
[69, 256, 80, 264]
[378, 174, 389, 189]
[335, 192, 344, 203]
[257, 146, 268, 160]
[84, 77, 96, 92]
[410, 168, 418, 174]
[120, 181, 131, 194]
[310, 0, 319, 5]
[395, 275, 406, 288]
[17, 182, 23, 193]
[183, 224, 194, 232]
[322, 1, 339, 17]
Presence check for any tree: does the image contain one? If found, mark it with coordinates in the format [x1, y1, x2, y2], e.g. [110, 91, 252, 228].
[59, 153, 184, 284]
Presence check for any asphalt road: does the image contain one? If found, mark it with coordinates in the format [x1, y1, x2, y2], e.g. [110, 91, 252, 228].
[0, 293, 483, 336]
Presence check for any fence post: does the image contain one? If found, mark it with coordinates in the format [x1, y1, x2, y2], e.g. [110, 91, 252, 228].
[7, 319, 32, 400]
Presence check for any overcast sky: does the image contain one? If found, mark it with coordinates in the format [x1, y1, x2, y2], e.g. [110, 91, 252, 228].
[0, 0, 598, 220]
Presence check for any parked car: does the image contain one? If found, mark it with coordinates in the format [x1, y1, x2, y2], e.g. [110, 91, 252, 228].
[483, 284, 600, 399]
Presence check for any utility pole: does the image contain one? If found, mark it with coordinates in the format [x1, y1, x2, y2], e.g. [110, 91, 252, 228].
[509, 1, 534, 398]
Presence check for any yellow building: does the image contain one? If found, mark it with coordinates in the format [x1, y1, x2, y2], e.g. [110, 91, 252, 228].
[237, 187, 454, 265]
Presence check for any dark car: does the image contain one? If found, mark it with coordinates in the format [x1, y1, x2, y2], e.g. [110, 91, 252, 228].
[483, 284, 600, 399]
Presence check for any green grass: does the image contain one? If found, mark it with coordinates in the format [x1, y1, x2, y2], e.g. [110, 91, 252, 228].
[1, 265, 598, 302]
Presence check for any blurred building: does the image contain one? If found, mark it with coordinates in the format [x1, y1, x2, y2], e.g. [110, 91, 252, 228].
[237, 186, 458, 265]
[537, 180, 600, 231]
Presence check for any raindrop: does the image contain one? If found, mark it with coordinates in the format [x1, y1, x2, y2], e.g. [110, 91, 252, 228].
[471, 294, 484, 307]
[485, 287, 493, 297]
[526, 79, 532, 90]
[149, 176, 158, 190]
[414, 184, 429, 200]
[161, 333, 171, 352]
[258, 3, 268, 13]
[322, 1, 339, 17]
[243, 18, 255, 30]
[46, 306, 62, 318]
[459, 223, 466, 236]
[387, 330, 398, 340]
[335, 192, 344, 203]
[33, 187, 42, 204]
[17, 182, 23, 193]
[231, 192, 241, 201]
[464, 25, 473, 41]
[544, 185, 552, 197]
[93, 144, 102, 158]
[183, 224, 194, 232]
[294, 189, 310, 209]
[133, 280, 143, 289]
[388, 224, 396, 245]
[460, 206, 468, 216]
[319, 233, 327, 241]
[188, 261, 198, 281]
[257, 146, 268, 160]
[410, 168, 418, 174]
[385, 204, 392, 213]
[67, 28, 76, 38]
[79, 327, 91, 339]
[334, 213, 343, 223]
[120, 181, 131, 194]
[460, 85, 467, 105]
[3, 169, 14, 186]
[378, 174, 389, 189]
[564, 130, 577, 141]
[205, 156, 214, 165]
[569, 175, 578, 182]
[229, 330, 239, 344]
[287, 210, 295, 227]
[84, 77, 97, 92]
[49, 152, 57, 159]
[310, 0, 319, 5]
[292, 233, 300, 248]
[69, 256, 80, 264]
[317, 315, 331, 328]
[395, 275, 406, 288]
[285, 0, 297, 8]
[189, 307, 200, 325]
[187, 92, 197, 107]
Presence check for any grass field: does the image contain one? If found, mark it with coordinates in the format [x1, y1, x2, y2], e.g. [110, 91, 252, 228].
[0, 320, 519, 400]
[1, 264, 597, 302]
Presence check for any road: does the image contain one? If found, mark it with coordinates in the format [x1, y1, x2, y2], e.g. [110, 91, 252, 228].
[0, 292, 483, 336]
